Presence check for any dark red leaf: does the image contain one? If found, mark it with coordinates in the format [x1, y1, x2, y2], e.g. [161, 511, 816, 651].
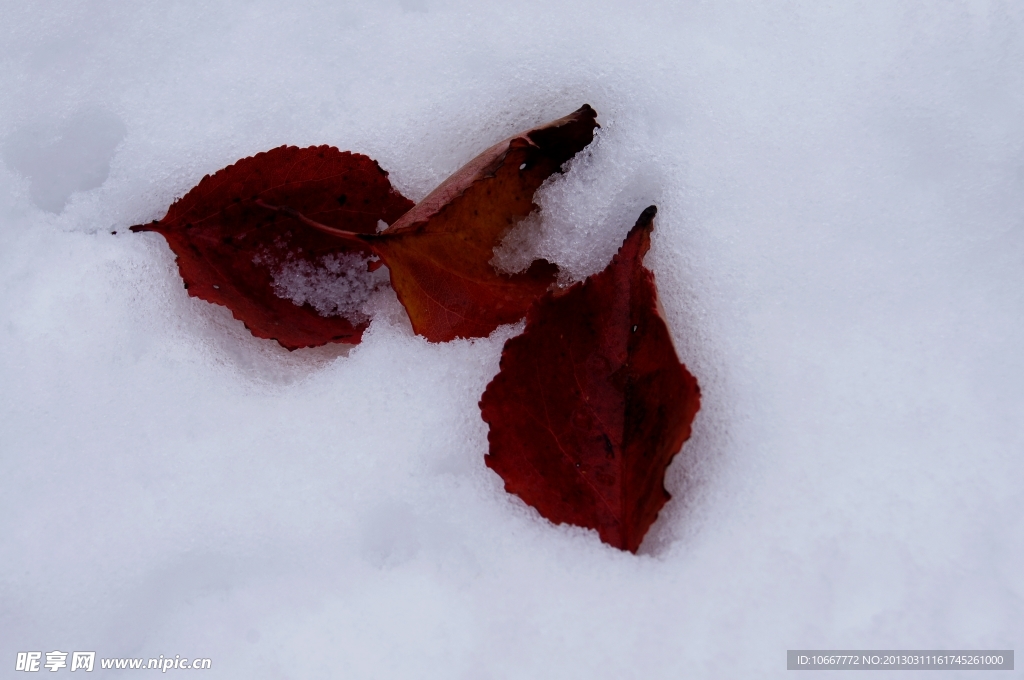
[131, 145, 414, 349]
[268, 105, 599, 342]
[479, 207, 701, 552]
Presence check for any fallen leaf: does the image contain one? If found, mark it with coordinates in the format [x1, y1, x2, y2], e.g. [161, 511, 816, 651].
[131, 145, 413, 349]
[478, 207, 701, 552]
[265, 105, 599, 342]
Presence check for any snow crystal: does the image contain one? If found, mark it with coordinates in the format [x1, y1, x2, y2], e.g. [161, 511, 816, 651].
[266, 252, 388, 323]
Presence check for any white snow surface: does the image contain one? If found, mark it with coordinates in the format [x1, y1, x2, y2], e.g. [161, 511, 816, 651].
[2, 2, 1022, 678]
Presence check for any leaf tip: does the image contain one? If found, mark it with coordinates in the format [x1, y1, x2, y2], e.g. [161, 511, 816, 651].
[525, 104, 601, 166]
[638, 204, 657, 224]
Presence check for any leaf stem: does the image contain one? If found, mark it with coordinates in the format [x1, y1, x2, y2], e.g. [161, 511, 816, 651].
[254, 199, 374, 247]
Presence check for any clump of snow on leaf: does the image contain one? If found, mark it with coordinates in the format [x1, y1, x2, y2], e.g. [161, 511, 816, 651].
[493, 129, 660, 285]
[264, 252, 388, 322]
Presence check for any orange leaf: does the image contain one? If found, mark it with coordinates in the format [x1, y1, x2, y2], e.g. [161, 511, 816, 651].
[270, 105, 599, 342]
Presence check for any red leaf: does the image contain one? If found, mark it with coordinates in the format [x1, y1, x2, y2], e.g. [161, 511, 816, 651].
[131, 145, 414, 349]
[479, 207, 701, 552]
[268, 106, 599, 342]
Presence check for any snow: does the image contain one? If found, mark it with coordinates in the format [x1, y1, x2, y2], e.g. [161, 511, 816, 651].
[262, 252, 387, 323]
[2, 1, 1022, 678]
